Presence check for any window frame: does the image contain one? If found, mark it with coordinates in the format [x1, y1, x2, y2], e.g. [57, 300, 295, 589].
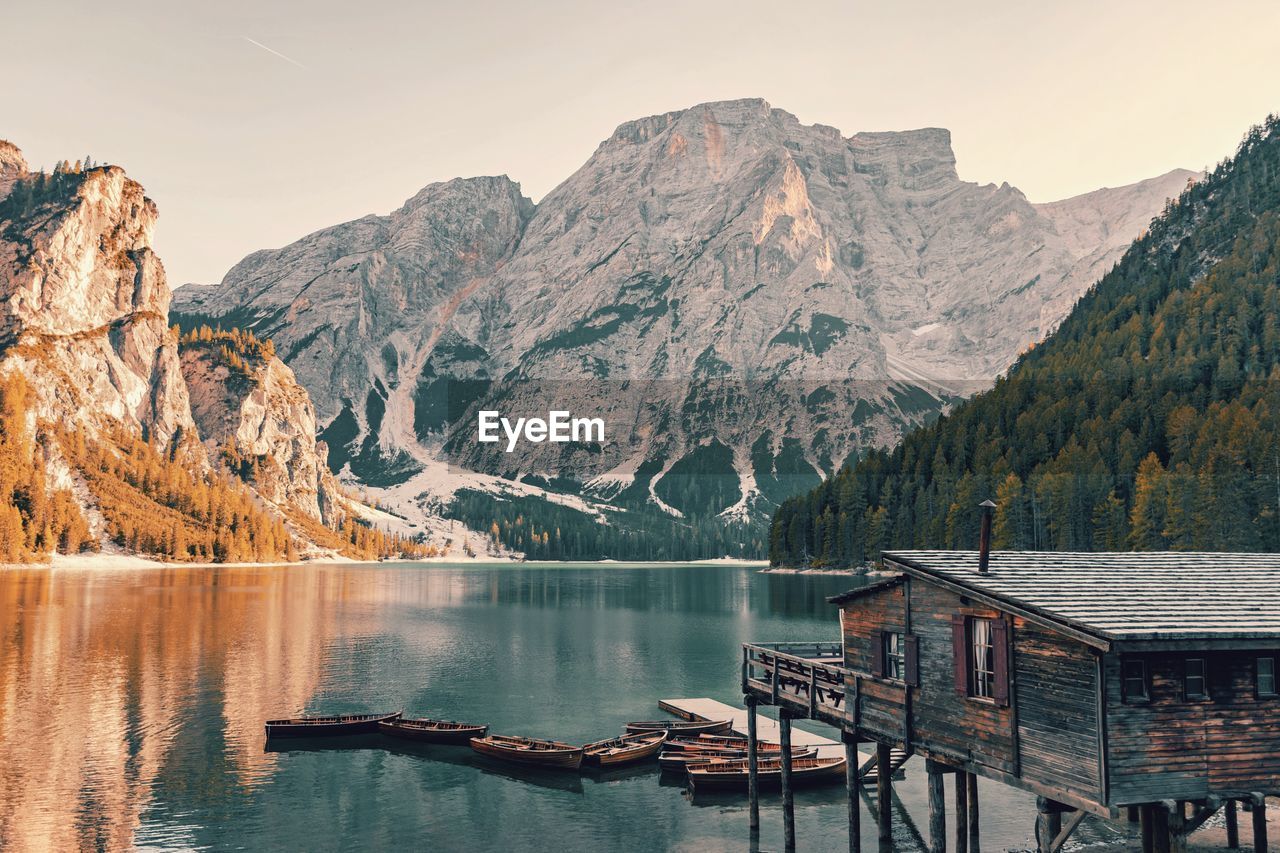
[1183, 657, 1207, 700]
[882, 631, 906, 681]
[1121, 658, 1149, 704]
[1258, 656, 1277, 698]
[970, 616, 996, 702]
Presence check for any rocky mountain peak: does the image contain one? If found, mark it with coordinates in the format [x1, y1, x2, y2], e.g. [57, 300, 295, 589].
[0, 140, 28, 200]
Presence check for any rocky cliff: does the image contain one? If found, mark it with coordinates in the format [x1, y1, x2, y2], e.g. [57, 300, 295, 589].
[173, 100, 1196, 543]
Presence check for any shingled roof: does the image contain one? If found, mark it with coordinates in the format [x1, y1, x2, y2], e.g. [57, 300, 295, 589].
[876, 550, 1280, 643]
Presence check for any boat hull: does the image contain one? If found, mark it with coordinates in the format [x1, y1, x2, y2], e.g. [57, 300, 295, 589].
[658, 746, 815, 772]
[379, 719, 488, 744]
[582, 732, 667, 767]
[265, 712, 401, 739]
[687, 757, 847, 790]
[470, 737, 584, 770]
[624, 719, 732, 735]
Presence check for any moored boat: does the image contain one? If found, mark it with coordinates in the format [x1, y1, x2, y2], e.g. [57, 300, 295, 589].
[686, 755, 847, 790]
[658, 745, 815, 772]
[264, 711, 401, 739]
[623, 718, 732, 735]
[470, 734, 584, 770]
[379, 717, 488, 744]
[582, 730, 667, 767]
[665, 736, 781, 753]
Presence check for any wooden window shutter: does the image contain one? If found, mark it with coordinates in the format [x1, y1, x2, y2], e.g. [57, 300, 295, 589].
[904, 635, 920, 687]
[951, 615, 968, 695]
[992, 618, 1010, 707]
[870, 630, 885, 677]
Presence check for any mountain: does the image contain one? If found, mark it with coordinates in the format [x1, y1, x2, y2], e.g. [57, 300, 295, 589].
[769, 114, 1280, 567]
[173, 99, 1194, 558]
[0, 142, 428, 563]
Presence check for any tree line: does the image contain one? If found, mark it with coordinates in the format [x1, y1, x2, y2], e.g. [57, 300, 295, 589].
[770, 115, 1280, 567]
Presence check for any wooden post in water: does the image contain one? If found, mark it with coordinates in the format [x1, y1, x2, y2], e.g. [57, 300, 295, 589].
[1167, 800, 1186, 853]
[1153, 802, 1172, 853]
[1226, 800, 1239, 849]
[843, 730, 862, 853]
[926, 760, 946, 853]
[966, 771, 980, 853]
[745, 695, 759, 833]
[954, 771, 969, 853]
[1036, 797, 1060, 853]
[1251, 794, 1268, 853]
[779, 710, 796, 853]
[876, 742, 893, 845]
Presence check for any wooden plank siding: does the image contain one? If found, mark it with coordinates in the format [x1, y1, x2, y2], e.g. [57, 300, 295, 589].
[1012, 618, 1101, 801]
[839, 577, 1106, 807]
[1106, 650, 1280, 803]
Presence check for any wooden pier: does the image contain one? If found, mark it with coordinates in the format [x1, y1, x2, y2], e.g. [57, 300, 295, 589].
[658, 696, 880, 764]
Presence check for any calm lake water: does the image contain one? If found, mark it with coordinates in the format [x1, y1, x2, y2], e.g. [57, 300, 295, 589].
[0, 562, 1131, 851]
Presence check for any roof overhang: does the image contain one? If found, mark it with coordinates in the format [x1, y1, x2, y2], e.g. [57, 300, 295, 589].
[826, 574, 905, 605]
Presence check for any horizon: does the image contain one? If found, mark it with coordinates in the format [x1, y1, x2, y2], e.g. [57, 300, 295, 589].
[3, 0, 1279, 286]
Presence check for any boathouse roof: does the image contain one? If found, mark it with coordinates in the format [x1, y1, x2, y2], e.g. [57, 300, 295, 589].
[833, 550, 1280, 645]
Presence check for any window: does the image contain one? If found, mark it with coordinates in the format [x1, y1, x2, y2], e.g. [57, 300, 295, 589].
[1184, 658, 1207, 699]
[1259, 657, 1277, 697]
[883, 632, 905, 680]
[1122, 659, 1149, 703]
[971, 617, 995, 700]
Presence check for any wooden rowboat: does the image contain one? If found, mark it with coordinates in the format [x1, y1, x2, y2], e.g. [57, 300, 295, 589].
[665, 737, 783, 753]
[265, 711, 401, 739]
[470, 735, 584, 770]
[624, 718, 732, 735]
[582, 730, 667, 767]
[379, 717, 488, 744]
[686, 755, 847, 790]
[658, 745, 815, 772]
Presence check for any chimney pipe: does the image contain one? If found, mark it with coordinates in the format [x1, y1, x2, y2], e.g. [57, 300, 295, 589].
[978, 500, 996, 574]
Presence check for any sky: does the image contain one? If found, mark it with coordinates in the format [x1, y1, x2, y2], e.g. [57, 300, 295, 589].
[3, 0, 1279, 287]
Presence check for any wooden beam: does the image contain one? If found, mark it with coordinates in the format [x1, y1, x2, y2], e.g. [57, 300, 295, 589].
[1252, 794, 1268, 853]
[955, 771, 969, 853]
[967, 771, 981, 853]
[745, 695, 759, 833]
[1154, 802, 1172, 853]
[844, 731, 861, 853]
[780, 712, 795, 853]
[1140, 805, 1155, 853]
[1167, 800, 1186, 853]
[1227, 800, 1239, 849]
[877, 742, 893, 844]
[926, 760, 946, 853]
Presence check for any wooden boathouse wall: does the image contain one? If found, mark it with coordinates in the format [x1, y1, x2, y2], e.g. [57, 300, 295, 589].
[839, 575, 1106, 812]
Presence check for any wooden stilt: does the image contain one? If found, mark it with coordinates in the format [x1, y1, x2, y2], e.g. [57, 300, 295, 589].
[876, 742, 893, 845]
[1153, 802, 1171, 853]
[926, 760, 946, 853]
[779, 712, 795, 853]
[966, 771, 980, 853]
[1128, 806, 1140, 823]
[844, 731, 862, 853]
[1168, 800, 1186, 853]
[1251, 794, 1268, 853]
[954, 771, 969, 853]
[745, 696, 759, 833]
[1140, 804, 1155, 853]
[1226, 800, 1239, 849]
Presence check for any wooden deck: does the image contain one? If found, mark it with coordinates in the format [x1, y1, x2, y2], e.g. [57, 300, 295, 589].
[658, 697, 861, 762]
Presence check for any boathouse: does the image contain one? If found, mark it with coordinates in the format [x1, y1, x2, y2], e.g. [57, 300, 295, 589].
[741, 538, 1280, 852]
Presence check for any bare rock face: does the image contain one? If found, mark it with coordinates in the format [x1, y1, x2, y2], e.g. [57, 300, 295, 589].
[180, 346, 343, 523]
[174, 99, 1195, 526]
[0, 156, 195, 446]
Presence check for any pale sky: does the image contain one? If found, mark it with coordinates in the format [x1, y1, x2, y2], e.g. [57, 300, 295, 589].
[4, 0, 1279, 286]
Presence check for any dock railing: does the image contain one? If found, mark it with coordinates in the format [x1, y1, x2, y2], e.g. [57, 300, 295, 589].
[741, 641, 853, 727]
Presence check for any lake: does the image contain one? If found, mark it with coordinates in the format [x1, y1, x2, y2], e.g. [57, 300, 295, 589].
[0, 562, 1131, 851]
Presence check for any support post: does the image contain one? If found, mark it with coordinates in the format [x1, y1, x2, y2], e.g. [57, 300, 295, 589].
[1036, 796, 1059, 853]
[1168, 800, 1186, 853]
[1226, 800, 1239, 849]
[1252, 794, 1268, 853]
[1153, 802, 1172, 853]
[926, 760, 946, 853]
[876, 742, 893, 845]
[1140, 805, 1154, 853]
[1128, 806, 1140, 823]
[954, 771, 969, 853]
[844, 731, 862, 853]
[780, 711, 796, 853]
[745, 695, 759, 833]
[967, 771, 980, 853]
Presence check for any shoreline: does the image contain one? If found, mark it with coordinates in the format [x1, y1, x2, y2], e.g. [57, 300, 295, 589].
[0, 553, 770, 571]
